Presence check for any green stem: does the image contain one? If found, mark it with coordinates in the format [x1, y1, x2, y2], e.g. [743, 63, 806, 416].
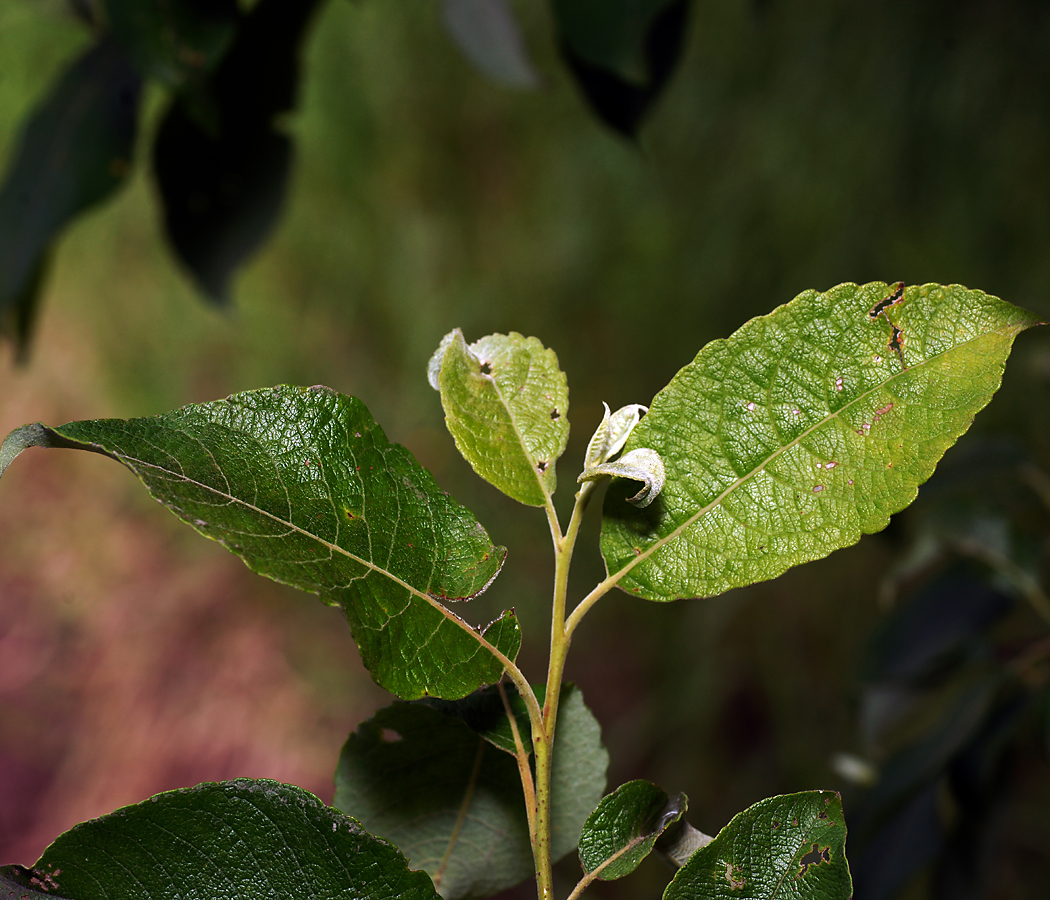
[531, 482, 596, 900]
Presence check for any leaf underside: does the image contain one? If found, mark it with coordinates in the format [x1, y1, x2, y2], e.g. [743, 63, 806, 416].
[20, 780, 439, 900]
[601, 282, 1042, 601]
[663, 791, 851, 900]
[333, 685, 607, 900]
[0, 386, 516, 701]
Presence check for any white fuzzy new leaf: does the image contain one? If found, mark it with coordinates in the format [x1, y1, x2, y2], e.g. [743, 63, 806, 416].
[584, 403, 648, 470]
[579, 447, 666, 508]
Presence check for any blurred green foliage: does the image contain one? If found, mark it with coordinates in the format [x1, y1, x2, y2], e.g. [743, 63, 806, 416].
[1, 1, 1049, 897]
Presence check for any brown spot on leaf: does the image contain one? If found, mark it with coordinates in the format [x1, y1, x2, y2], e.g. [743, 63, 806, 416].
[480, 361, 492, 375]
[550, 409, 560, 420]
[724, 863, 746, 890]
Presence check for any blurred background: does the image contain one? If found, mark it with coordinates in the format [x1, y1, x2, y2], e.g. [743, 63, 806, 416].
[1, 1, 1049, 898]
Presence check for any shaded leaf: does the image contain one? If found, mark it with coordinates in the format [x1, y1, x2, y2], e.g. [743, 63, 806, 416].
[0, 385, 516, 701]
[419, 681, 536, 756]
[18, 780, 439, 900]
[601, 283, 1042, 602]
[153, 0, 322, 302]
[334, 685, 607, 900]
[664, 791, 851, 900]
[440, 0, 539, 88]
[0, 37, 140, 349]
[578, 780, 686, 881]
[554, 0, 690, 137]
[435, 330, 570, 507]
[102, 0, 238, 86]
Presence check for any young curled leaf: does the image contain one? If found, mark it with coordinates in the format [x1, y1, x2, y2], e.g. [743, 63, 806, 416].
[584, 402, 648, 469]
[580, 447, 666, 508]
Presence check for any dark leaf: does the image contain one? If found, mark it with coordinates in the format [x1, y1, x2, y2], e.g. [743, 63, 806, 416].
[19, 780, 440, 900]
[0, 37, 140, 349]
[554, 0, 690, 137]
[153, 0, 323, 302]
[333, 685, 607, 900]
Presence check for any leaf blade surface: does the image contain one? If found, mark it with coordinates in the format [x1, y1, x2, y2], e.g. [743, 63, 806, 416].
[437, 331, 569, 507]
[601, 283, 1042, 601]
[22, 780, 439, 900]
[0, 385, 515, 700]
[663, 791, 851, 900]
[578, 780, 686, 881]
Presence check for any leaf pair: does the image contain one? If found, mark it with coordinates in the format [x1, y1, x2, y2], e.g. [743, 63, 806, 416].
[577, 782, 851, 899]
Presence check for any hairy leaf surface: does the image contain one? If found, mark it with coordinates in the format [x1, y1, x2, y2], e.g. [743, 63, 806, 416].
[19, 780, 438, 900]
[436, 331, 569, 507]
[578, 780, 686, 881]
[0, 386, 515, 700]
[601, 283, 1042, 601]
[333, 685, 607, 900]
[664, 791, 851, 900]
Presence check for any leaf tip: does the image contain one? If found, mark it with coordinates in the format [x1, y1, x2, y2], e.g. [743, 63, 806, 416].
[0, 423, 48, 477]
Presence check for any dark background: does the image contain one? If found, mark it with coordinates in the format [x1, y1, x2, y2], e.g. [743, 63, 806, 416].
[1, 2, 1048, 897]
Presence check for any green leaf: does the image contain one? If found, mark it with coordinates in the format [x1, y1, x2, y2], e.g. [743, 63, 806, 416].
[578, 780, 686, 881]
[102, 0, 238, 87]
[601, 283, 1043, 602]
[17, 780, 439, 900]
[0, 37, 140, 350]
[0, 386, 515, 701]
[663, 791, 851, 900]
[434, 330, 570, 507]
[333, 685, 607, 900]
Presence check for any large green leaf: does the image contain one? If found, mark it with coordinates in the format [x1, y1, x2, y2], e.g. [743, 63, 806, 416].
[0, 386, 515, 701]
[434, 331, 570, 507]
[333, 685, 607, 900]
[10, 780, 439, 900]
[578, 780, 686, 881]
[601, 283, 1042, 601]
[663, 791, 851, 900]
